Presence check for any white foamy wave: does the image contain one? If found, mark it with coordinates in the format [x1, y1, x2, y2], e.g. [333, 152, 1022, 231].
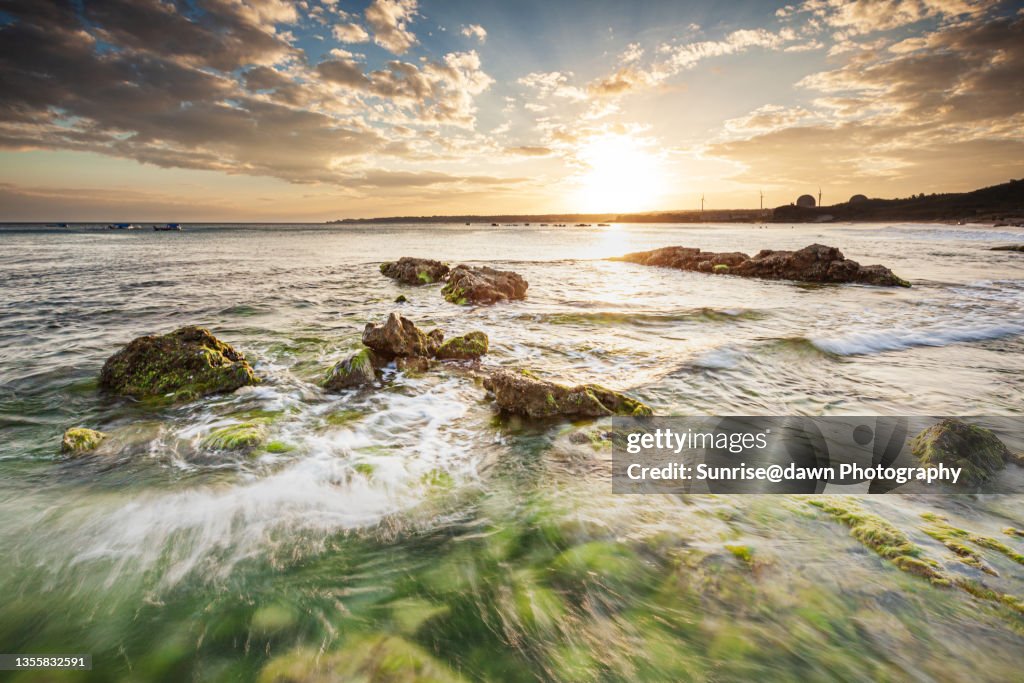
[692, 347, 744, 369]
[811, 322, 1024, 356]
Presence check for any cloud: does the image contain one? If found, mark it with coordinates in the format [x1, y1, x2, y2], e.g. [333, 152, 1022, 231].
[332, 22, 370, 43]
[707, 14, 1024, 194]
[460, 24, 487, 43]
[365, 0, 419, 55]
[505, 146, 553, 156]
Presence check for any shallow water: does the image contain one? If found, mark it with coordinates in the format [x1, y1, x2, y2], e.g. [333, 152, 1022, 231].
[1, 222, 1022, 681]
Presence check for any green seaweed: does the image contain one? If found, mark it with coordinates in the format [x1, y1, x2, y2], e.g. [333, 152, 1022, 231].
[202, 423, 268, 451]
[60, 427, 106, 454]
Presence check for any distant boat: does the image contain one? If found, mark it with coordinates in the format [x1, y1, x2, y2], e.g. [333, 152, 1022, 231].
[107, 223, 137, 230]
[597, 223, 610, 227]
[52, 223, 70, 228]
[153, 223, 182, 231]
[491, 222, 498, 226]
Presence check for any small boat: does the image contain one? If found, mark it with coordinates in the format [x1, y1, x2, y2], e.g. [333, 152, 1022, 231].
[597, 223, 610, 227]
[491, 222, 498, 226]
[107, 223, 137, 230]
[153, 223, 182, 231]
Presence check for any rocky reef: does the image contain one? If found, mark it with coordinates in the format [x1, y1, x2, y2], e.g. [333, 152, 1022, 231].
[484, 368, 652, 418]
[99, 326, 259, 402]
[614, 243, 910, 287]
[61, 427, 106, 454]
[322, 313, 489, 391]
[911, 418, 1017, 486]
[379, 257, 450, 285]
[441, 265, 529, 304]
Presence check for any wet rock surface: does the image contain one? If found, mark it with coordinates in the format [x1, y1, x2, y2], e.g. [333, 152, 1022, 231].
[990, 245, 1024, 252]
[362, 312, 440, 358]
[911, 418, 1015, 486]
[61, 427, 106, 454]
[441, 265, 529, 304]
[322, 348, 381, 390]
[484, 368, 652, 418]
[615, 243, 910, 286]
[379, 257, 450, 285]
[99, 326, 259, 401]
[435, 331, 489, 360]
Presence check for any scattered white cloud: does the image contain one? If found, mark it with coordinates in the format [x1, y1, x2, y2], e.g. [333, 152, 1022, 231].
[460, 24, 487, 43]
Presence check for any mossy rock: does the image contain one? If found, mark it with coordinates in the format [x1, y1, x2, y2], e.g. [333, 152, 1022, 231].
[434, 331, 489, 361]
[99, 326, 258, 402]
[910, 418, 1012, 486]
[202, 423, 268, 451]
[484, 368, 653, 418]
[322, 347, 378, 391]
[394, 294, 409, 303]
[61, 427, 107, 454]
[258, 635, 467, 683]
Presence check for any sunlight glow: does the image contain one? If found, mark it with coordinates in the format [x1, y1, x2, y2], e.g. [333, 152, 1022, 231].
[572, 134, 667, 213]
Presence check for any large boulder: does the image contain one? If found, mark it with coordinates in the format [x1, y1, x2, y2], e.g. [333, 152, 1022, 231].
[615, 243, 910, 287]
[484, 369, 652, 418]
[441, 265, 528, 305]
[361, 312, 440, 358]
[910, 418, 1015, 486]
[322, 348, 381, 390]
[435, 331, 489, 360]
[61, 427, 106, 454]
[99, 326, 259, 401]
[379, 257, 450, 285]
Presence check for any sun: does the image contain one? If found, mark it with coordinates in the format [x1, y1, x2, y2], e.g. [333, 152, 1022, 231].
[572, 134, 666, 213]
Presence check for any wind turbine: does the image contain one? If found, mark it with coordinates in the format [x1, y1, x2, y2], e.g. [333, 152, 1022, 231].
[818, 187, 822, 207]
[759, 190, 764, 212]
[700, 194, 705, 213]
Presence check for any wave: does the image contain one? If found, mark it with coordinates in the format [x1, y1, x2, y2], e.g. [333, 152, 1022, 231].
[810, 322, 1024, 356]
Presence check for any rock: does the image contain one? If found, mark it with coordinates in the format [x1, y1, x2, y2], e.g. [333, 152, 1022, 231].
[379, 257, 450, 285]
[258, 635, 467, 683]
[484, 369, 652, 419]
[361, 312, 439, 358]
[396, 355, 431, 373]
[322, 348, 380, 390]
[201, 422, 268, 451]
[615, 243, 910, 287]
[910, 418, 1013, 486]
[394, 294, 408, 303]
[435, 331, 489, 360]
[99, 326, 258, 401]
[61, 427, 106, 454]
[990, 245, 1024, 252]
[441, 265, 528, 305]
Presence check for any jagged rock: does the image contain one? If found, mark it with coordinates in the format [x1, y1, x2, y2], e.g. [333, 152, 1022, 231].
[396, 356, 431, 373]
[911, 418, 1014, 486]
[379, 257, 450, 285]
[441, 265, 528, 304]
[615, 243, 910, 287]
[484, 369, 652, 418]
[361, 312, 439, 358]
[990, 245, 1024, 252]
[394, 294, 408, 303]
[435, 331, 489, 360]
[61, 427, 106, 454]
[99, 326, 258, 401]
[322, 348, 381, 390]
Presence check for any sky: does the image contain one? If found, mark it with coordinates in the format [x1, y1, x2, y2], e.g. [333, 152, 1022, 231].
[0, 0, 1022, 221]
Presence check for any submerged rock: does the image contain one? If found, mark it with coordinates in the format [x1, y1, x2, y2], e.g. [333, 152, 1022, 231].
[99, 326, 258, 401]
[61, 427, 106, 454]
[615, 243, 910, 287]
[990, 245, 1024, 252]
[362, 312, 439, 358]
[380, 257, 450, 285]
[484, 369, 652, 418]
[258, 635, 467, 683]
[910, 418, 1013, 486]
[322, 348, 380, 390]
[435, 331, 489, 360]
[201, 422, 268, 451]
[441, 265, 528, 304]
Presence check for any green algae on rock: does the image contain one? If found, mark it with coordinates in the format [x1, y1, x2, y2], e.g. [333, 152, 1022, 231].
[434, 331, 489, 360]
[322, 347, 380, 390]
[201, 423, 269, 451]
[258, 635, 467, 683]
[910, 418, 1013, 486]
[483, 368, 652, 418]
[379, 257, 450, 285]
[99, 326, 258, 402]
[61, 427, 107, 454]
[441, 265, 528, 305]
